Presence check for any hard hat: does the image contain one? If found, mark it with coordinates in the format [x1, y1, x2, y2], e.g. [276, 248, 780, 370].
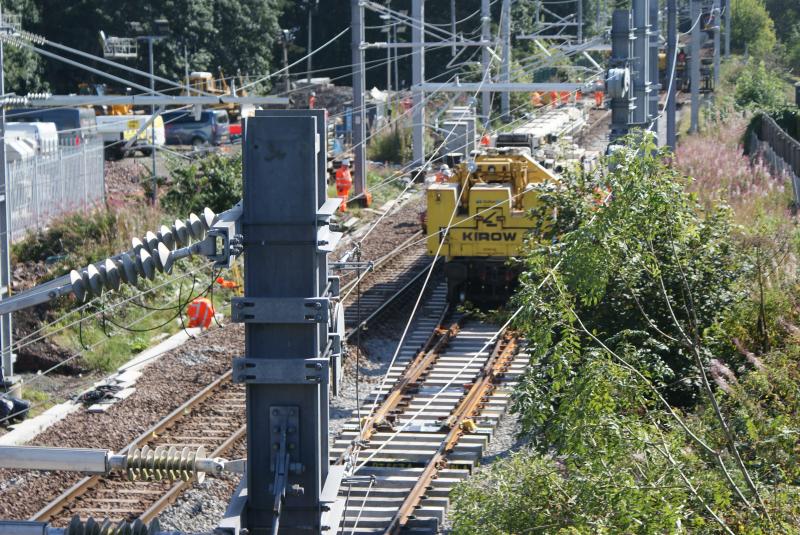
[342, 158, 350, 166]
[311, 91, 316, 96]
[440, 164, 450, 171]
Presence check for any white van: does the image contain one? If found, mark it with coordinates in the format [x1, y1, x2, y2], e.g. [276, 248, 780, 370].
[96, 114, 165, 159]
[6, 122, 59, 155]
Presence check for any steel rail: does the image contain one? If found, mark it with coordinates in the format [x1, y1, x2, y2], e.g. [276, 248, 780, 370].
[336, 306, 454, 468]
[387, 333, 518, 533]
[339, 230, 425, 296]
[369, 318, 458, 431]
[341, 229, 440, 341]
[31, 370, 238, 523]
[343, 258, 437, 341]
[139, 425, 246, 523]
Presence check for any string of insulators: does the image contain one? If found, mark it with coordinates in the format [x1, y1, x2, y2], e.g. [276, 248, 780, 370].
[125, 445, 208, 483]
[69, 207, 218, 303]
[65, 516, 161, 535]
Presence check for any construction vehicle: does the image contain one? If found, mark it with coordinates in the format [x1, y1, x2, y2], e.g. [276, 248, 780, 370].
[425, 147, 559, 302]
[183, 69, 252, 121]
[97, 114, 165, 159]
[78, 83, 133, 116]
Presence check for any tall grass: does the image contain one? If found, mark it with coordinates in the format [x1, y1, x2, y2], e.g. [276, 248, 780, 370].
[674, 115, 792, 221]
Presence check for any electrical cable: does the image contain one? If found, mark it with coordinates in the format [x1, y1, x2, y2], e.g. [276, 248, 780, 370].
[8, 265, 211, 364]
[13, 264, 216, 393]
[355, 247, 363, 426]
[237, 27, 351, 93]
[649, 11, 704, 131]
[348, 475, 375, 535]
[352, 187, 613, 471]
[345, 7, 509, 477]
[353, 307, 523, 472]
[342, 76, 596, 218]
[0, 303, 166, 425]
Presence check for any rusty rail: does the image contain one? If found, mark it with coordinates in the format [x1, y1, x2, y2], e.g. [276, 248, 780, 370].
[386, 333, 518, 533]
[335, 306, 454, 466]
[32, 370, 242, 524]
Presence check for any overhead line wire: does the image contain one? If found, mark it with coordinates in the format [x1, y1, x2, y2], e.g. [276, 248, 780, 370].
[345, 5, 509, 478]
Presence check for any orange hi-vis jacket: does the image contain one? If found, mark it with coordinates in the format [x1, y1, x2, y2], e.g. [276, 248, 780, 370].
[187, 297, 215, 329]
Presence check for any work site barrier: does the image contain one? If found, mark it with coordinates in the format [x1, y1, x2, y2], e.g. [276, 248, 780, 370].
[7, 136, 105, 241]
[749, 113, 800, 206]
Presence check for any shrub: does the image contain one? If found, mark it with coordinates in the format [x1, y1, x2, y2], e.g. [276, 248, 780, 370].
[162, 153, 242, 216]
[734, 61, 785, 110]
[451, 133, 800, 533]
[367, 126, 412, 164]
[12, 207, 161, 275]
[674, 114, 789, 220]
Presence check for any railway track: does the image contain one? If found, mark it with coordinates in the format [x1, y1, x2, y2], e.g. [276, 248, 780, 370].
[32, 279, 519, 533]
[341, 231, 436, 340]
[332, 285, 526, 534]
[29, 231, 439, 528]
[32, 372, 245, 526]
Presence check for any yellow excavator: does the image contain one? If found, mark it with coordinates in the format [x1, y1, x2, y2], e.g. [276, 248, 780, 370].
[182, 68, 249, 121]
[78, 83, 132, 116]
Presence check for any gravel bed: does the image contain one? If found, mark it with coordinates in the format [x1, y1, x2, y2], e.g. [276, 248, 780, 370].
[334, 191, 425, 283]
[153, 195, 430, 533]
[0, 323, 243, 521]
[0, 183, 533, 532]
[155, 333, 403, 534]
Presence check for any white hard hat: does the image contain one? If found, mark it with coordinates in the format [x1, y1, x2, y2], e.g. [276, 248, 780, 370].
[342, 158, 350, 166]
[440, 164, 450, 171]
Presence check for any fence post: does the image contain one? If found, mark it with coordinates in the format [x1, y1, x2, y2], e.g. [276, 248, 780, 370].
[60, 148, 65, 209]
[32, 159, 39, 233]
[82, 142, 87, 210]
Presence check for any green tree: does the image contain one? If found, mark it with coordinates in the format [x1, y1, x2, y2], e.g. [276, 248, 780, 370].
[731, 0, 777, 58]
[26, 0, 285, 94]
[762, 0, 799, 44]
[2, 0, 47, 92]
[450, 134, 800, 533]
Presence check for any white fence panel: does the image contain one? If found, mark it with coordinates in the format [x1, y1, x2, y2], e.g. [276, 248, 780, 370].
[6, 137, 105, 241]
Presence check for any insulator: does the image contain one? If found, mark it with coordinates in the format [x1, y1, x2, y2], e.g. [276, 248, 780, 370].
[65, 515, 161, 535]
[126, 445, 207, 483]
[69, 270, 88, 303]
[187, 213, 203, 240]
[136, 249, 156, 281]
[157, 243, 174, 275]
[118, 252, 138, 286]
[202, 206, 218, 229]
[131, 236, 146, 254]
[151, 245, 165, 273]
[158, 225, 175, 250]
[145, 231, 160, 254]
[102, 258, 121, 291]
[173, 218, 189, 246]
[86, 264, 105, 297]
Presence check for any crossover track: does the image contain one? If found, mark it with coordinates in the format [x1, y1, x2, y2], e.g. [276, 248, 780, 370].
[32, 371, 245, 525]
[333, 285, 525, 534]
[342, 231, 436, 340]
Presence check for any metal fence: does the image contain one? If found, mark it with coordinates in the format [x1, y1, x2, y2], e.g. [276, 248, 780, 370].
[7, 136, 105, 241]
[750, 113, 800, 206]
